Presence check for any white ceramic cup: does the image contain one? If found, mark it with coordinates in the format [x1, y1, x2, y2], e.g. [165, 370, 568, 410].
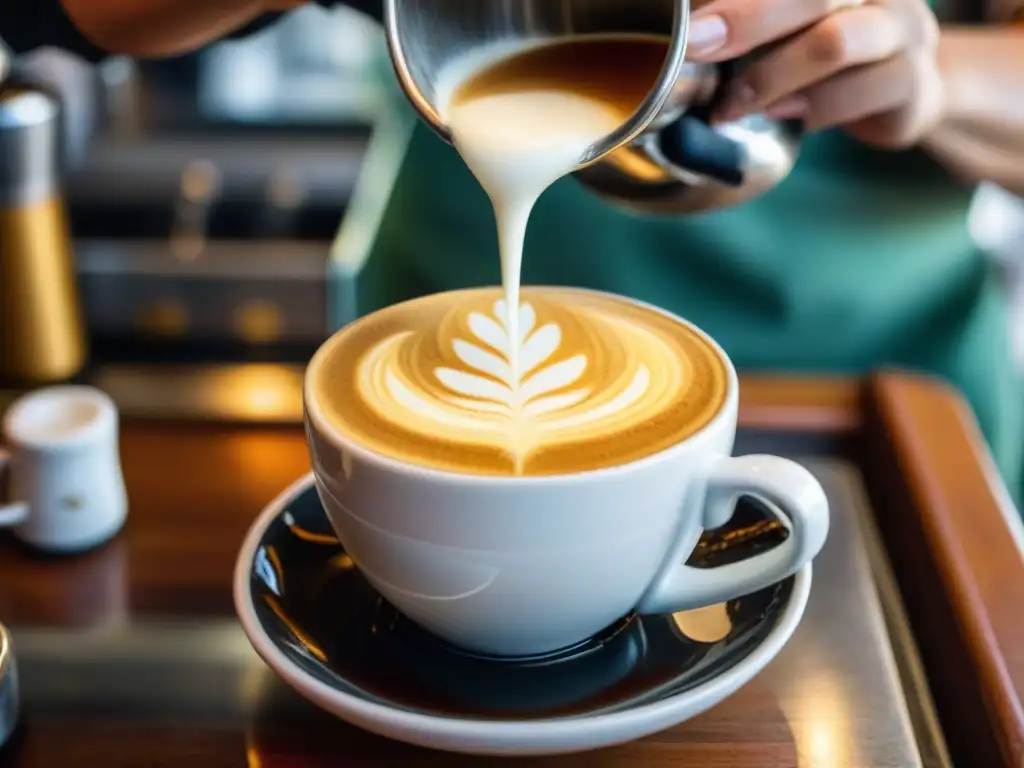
[304, 293, 830, 658]
[0, 386, 127, 553]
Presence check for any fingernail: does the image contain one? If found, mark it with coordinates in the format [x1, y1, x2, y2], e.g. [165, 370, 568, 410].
[687, 15, 728, 57]
[765, 95, 808, 120]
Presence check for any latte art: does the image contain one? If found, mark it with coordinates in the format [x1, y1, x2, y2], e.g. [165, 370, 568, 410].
[367, 297, 667, 472]
[313, 288, 727, 476]
[440, 35, 671, 385]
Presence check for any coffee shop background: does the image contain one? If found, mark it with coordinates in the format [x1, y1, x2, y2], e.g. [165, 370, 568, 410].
[3, 3, 1024, 404]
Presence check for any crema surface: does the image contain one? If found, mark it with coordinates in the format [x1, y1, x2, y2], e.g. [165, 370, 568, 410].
[314, 288, 727, 476]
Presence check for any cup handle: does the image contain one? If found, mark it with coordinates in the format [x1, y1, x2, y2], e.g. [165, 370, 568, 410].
[637, 454, 829, 614]
[0, 449, 28, 527]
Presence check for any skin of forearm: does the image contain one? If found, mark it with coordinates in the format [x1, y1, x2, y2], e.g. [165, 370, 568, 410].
[923, 26, 1024, 194]
[60, 0, 304, 57]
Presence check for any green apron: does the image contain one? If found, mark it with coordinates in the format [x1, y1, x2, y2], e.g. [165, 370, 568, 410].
[356, 69, 1024, 512]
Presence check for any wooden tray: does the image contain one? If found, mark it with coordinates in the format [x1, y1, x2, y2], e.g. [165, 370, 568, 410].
[0, 372, 1019, 767]
[743, 372, 1024, 767]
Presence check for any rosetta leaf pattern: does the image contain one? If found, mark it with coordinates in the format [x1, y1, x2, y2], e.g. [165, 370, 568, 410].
[372, 297, 657, 472]
[434, 300, 589, 416]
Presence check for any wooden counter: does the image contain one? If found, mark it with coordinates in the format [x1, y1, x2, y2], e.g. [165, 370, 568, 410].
[0, 372, 1020, 766]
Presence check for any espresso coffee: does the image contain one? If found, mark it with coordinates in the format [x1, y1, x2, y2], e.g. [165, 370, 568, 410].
[438, 35, 670, 381]
[312, 287, 727, 477]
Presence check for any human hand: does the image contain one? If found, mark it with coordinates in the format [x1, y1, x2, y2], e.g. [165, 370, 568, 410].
[685, 0, 946, 149]
[61, 0, 309, 57]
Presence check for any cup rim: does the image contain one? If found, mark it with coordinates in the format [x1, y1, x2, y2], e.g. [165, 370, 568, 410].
[304, 286, 738, 486]
[2, 385, 117, 452]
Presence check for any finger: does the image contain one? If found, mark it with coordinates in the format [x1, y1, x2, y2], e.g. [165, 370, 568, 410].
[799, 53, 917, 132]
[717, 5, 906, 121]
[686, 0, 864, 63]
[843, 53, 946, 148]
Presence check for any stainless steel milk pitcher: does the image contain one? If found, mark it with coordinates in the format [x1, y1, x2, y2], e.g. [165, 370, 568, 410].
[383, 0, 804, 215]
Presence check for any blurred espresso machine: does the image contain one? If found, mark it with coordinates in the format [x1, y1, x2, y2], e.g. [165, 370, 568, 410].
[0, 6, 386, 394]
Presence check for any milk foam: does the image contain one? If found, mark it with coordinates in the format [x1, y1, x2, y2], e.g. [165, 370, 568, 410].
[315, 287, 728, 476]
[358, 293, 681, 472]
[439, 42, 631, 386]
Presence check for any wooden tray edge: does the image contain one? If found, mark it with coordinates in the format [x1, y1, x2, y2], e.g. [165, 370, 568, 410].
[738, 375, 860, 432]
[862, 372, 1024, 767]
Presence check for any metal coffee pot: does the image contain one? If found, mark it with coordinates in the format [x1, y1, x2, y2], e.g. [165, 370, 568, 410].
[383, 0, 803, 215]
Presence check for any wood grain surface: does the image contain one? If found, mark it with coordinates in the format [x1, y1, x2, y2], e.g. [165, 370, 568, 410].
[0, 422, 310, 626]
[248, 677, 796, 768]
[6, 679, 798, 768]
[0, 373, 1018, 767]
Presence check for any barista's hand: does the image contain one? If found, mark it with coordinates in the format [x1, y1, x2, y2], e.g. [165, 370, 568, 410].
[61, 0, 308, 58]
[685, 0, 944, 149]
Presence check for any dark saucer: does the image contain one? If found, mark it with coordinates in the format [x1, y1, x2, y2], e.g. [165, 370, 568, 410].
[243, 480, 797, 722]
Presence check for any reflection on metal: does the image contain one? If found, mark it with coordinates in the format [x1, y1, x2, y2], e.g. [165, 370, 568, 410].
[603, 145, 674, 184]
[768, 462, 933, 768]
[329, 553, 356, 572]
[855, 481, 954, 768]
[262, 595, 327, 663]
[17, 623, 257, 694]
[13, 621, 263, 726]
[672, 603, 732, 645]
[790, 668, 856, 766]
[16, 621, 253, 665]
[255, 547, 283, 597]
[695, 519, 786, 560]
[283, 510, 340, 545]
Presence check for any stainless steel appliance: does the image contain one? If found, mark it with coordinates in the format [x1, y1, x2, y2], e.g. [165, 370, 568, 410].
[0, 6, 398, 421]
[52, 6, 387, 361]
[0, 70, 86, 386]
[383, 0, 803, 214]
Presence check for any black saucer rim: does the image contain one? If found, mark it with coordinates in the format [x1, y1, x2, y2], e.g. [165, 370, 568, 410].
[234, 473, 813, 732]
